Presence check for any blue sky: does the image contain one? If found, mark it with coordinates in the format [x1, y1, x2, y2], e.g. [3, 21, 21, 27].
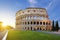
[0, 0, 60, 27]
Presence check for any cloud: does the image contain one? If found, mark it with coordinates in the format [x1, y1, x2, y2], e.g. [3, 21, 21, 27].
[29, 0, 37, 4]
[46, 0, 53, 10]
[46, 0, 57, 10]
[46, 1, 53, 10]
[28, 0, 37, 7]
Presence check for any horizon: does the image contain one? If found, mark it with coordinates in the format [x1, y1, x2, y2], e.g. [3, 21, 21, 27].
[0, 0, 60, 27]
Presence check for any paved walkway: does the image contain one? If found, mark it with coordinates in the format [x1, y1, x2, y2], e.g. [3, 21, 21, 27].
[0, 32, 2, 40]
[50, 30, 60, 35]
[0, 31, 7, 40]
[44, 31, 60, 36]
[34, 30, 60, 36]
[2, 30, 8, 40]
[40, 30, 60, 36]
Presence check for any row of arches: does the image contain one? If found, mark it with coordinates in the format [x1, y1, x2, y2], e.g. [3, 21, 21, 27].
[24, 26, 52, 31]
[20, 15, 48, 20]
[23, 21, 51, 25]
[24, 27, 50, 30]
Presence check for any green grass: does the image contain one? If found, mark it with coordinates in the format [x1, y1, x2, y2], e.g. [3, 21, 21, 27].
[7, 30, 60, 40]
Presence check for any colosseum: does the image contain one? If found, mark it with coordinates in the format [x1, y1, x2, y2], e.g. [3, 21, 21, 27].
[16, 7, 52, 30]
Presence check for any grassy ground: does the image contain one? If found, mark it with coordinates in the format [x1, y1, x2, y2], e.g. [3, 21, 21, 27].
[7, 30, 60, 40]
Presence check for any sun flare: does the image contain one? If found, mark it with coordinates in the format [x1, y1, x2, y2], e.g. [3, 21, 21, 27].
[3, 22, 7, 27]
[0, 21, 8, 27]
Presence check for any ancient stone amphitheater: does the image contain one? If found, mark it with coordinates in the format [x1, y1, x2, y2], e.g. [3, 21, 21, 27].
[16, 7, 52, 30]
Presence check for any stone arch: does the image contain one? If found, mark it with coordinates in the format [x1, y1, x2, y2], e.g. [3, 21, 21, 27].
[34, 21, 36, 24]
[31, 22, 32, 25]
[40, 27, 41, 30]
[46, 22, 48, 25]
[31, 27, 32, 30]
[28, 27, 29, 30]
[40, 22, 42, 25]
[37, 27, 39, 30]
[25, 22, 27, 25]
[28, 22, 29, 25]
[43, 22, 45, 25]
[37, 22, 39, 25]
[34, 27, 36, 31]
[25, 27, 26, 29]
[49, 22, 51, 25]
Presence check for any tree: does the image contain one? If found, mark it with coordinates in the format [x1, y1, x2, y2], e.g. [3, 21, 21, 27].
[5, 25, 14, 30]
[52, 20, 55, 31]
[55, 21, 59, 31]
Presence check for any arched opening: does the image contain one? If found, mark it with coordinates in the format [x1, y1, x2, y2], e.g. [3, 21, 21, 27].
[25, 22, 27, 25]
[37, 27, 39, 30]
[28, 22, 29, 25]
[40, 22, 42, 25]
[37, 22, 39, 25]
[49, 23, 50, 25]
[43, 22, 45, 25]
[34, 10, 36, 12]
[46, 22, 48, 25]
[31, 22, 32, 25]
[28, 27, 29, 30]
[25, 27, 26, 29]
[34, 28, 36, 31]
[46, 28, 47, 30]
[40, 28, 41, 30]
[43, 29, 45, 30]
[31, 27, 32, 30]
[34, 22, 36, 24]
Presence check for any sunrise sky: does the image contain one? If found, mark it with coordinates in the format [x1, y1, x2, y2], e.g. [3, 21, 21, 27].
[0, 0, 60, 27]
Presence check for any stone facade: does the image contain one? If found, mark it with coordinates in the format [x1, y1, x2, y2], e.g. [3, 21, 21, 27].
[16, 7, 52, 30]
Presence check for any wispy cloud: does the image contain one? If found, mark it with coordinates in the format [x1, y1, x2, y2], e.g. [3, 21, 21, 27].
[28, 0, 37, 4]
[46, 2, 53, 10]
[46, 0, 53, 10]
[28, 0, 37, 7]
[46, 0, 57, 10]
